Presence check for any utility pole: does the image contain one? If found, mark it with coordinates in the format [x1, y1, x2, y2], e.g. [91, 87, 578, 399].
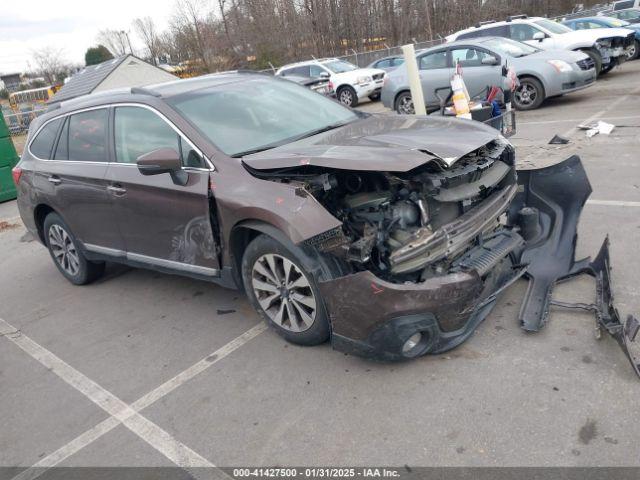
[121, 30, 134, 55]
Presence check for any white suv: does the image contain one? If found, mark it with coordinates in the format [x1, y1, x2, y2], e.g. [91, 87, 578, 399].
[276, 58, 385, 107]
[447, 15, 636, 73]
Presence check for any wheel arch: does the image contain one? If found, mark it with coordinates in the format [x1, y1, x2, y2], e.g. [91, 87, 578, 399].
[33, 203, 57, 244]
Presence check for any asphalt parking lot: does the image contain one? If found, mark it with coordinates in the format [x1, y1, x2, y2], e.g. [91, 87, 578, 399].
[1, 61, 640, 477]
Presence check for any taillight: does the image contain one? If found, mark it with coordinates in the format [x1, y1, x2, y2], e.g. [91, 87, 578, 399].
[11, 166, 22, 185]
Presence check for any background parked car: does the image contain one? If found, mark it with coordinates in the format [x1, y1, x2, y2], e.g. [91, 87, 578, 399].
[276, 58, 385, 107]
[446, 15, 635, 74]
[281, 74, 335, 97]
[367, 55, 405, 72]
[381, 37, 596, 113]
[562, 16, 640, 60]
[600, 7, 640, 23]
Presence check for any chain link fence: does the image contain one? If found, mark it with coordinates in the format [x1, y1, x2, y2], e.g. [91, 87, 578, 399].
[259, 37, 445, 73]
[1, 107, 47, 136]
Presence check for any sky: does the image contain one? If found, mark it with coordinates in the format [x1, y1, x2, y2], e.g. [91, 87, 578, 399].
[0, 0, 177, 74]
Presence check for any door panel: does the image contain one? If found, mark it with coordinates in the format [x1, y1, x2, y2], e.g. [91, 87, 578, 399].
[106, 165, 218, 270]
[418, 50, 452, 106]
[449, 47, 502, 98]
[108, 105, 218, 272]
[33, 110, 122, 250]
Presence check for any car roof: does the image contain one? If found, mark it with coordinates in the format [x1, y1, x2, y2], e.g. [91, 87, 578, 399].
[451, 16, 546, 38]
[277, 58, 343, 70]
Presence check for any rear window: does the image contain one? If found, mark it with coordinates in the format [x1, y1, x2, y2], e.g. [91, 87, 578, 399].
[30, 118, 63, 159]
[68, 109, 108, 162]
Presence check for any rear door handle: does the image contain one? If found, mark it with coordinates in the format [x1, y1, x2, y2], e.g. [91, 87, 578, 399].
[47, 175, 61, 185]
[107, 185, 127, 196]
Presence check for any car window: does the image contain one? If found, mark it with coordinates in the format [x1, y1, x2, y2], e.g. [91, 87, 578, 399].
[392, 58, 405, 66]
[53, 118, 69, 160]
[614, 0, 635, 10]
[115, 106, 179, 164]
[375, 59, 392, 68]
[309, 65, 325, 77]
[419, 50, 448, 69]
[534, 19, 573, 34]
[30, 117, 63, 159]
[322, 60, 358, 73]
[450, 47, 490, 67]
[68, 109, 108, 162]
[509, 23, 542, 41]
[480, 37, 539, 57]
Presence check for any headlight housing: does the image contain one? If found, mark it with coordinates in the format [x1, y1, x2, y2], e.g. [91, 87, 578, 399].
[547, 59, 573, 73]
[356, 75, 372, 85]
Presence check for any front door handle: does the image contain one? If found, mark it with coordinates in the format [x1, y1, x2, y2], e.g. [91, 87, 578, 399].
[48, 175, 61, 185]
[107, 185, 127, 196]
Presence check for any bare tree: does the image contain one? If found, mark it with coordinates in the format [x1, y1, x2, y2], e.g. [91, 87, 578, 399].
[30, 47, 70, 84]
[133, 17, 161, 65]
[173, 0, 212, 72]
[97, 29, 132, 56]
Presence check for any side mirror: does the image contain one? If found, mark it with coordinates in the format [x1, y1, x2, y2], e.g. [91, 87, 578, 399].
[532, 31, 545, 41]
[137, 148, 182, 176]
[482, 55, 500, 66]
[319, 71, 330, 79]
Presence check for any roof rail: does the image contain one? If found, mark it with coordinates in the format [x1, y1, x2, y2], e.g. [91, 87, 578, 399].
[506, 14, 528, 22]
[130, 86, 161, 97]
[475, 20, 497, 28]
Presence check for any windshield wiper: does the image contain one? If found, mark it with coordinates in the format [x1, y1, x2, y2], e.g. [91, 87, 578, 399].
[290, 121, 351, 142]
[231, 121, 351, 158]
[231, 142, 284, 158]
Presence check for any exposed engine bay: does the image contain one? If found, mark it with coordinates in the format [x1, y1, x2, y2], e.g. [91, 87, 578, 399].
[247, 138, 517, 283]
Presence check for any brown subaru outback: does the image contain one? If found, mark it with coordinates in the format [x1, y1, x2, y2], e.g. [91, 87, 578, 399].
[13, 72, 639, 370]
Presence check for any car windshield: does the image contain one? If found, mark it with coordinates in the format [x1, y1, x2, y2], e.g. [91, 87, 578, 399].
[168, 77, 359, 157]
[322, 60, 358, 73]
[480, 37, 539, 57]
[535, 19, 573, 34]
[603, 18, 631, 26]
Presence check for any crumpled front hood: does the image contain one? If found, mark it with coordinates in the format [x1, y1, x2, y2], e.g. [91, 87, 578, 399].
[242, 114, 502, 172]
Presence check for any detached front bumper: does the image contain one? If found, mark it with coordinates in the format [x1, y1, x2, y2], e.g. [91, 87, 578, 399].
[319, 156, 640, 377]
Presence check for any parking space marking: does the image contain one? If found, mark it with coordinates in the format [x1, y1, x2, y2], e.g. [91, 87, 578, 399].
[1, 317, 266, 479]
[561, 84, 640, 138]
[519, 114, 640, 126]
[587, 200, 640, 207]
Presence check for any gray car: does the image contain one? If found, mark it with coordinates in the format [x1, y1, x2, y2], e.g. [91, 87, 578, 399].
[381, 37, 596, 112]
[367, 55, 405, 72]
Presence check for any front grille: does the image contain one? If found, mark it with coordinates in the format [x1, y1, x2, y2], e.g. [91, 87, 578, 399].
[372, 73, 385, 81]
[577, 58, 595, 71]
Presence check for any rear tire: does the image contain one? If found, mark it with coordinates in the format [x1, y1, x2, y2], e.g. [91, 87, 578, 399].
[513, 77, 545, 111]
[337, 86, 358, 107]
[242, 234, 330, 346]
[43, 213, 105, 285]
[368, 92, 381, 101]
[394, 91, 415, 115]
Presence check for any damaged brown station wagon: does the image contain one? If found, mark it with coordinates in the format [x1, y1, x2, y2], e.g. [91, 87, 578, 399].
[14, 72, 640, 371]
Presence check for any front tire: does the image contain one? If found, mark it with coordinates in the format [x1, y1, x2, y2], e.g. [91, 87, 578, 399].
[631, 40, 640, 60]
[43, 213, 105, 285]
[337, 86, 358, 107]
[242, 234, 330, 346]
[513, 77, 545, 111]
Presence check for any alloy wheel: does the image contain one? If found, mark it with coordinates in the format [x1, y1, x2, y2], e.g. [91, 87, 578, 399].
[48, 224, 80, 276]
[627, 44, 637, 60]
[339, 89, 354, 106]
[397, 95, 415, 114]
[515, 82, 537, 107]
[251, 253, 317, 332]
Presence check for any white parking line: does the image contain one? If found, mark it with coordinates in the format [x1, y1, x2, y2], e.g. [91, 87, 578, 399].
[561, 84, 640, 138]
[0, 318, 266, 480]
[587, 199, 640, 207]
[519, 114, 640, 126]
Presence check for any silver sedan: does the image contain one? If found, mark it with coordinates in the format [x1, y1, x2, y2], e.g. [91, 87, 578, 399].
[381, 37, 597, 112]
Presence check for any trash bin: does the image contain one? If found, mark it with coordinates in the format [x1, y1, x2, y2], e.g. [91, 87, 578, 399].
[0, 112, 20, 203]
